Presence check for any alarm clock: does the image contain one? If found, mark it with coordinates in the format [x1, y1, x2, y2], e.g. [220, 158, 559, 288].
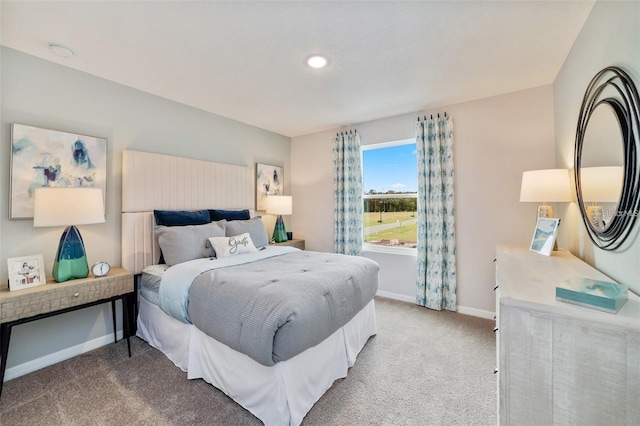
[91, 261, 111, 277]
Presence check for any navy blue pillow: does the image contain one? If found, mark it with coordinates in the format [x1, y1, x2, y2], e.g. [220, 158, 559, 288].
[209, 209, 250, 222]
[154, 209, 211, 227]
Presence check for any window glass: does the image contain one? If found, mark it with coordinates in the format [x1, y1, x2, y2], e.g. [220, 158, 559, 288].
[362, 141, 417, 248]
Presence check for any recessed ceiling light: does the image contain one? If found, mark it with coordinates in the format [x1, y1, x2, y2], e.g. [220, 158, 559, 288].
[49, 43, 74, 59]
[307, 55, 328, 69]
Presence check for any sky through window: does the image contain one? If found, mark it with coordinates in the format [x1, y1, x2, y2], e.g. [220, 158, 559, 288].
[363, 143, 417, 193]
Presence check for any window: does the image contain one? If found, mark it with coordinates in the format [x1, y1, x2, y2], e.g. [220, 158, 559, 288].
[362, 139, 417, 252]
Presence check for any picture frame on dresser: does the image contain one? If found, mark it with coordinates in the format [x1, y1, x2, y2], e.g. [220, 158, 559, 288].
[529, 217, 560, 256]
[7, 254, 45, 291]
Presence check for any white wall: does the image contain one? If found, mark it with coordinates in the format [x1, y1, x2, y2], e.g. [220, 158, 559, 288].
[0, 47, 290, 374]
[554, 0, 640, 294]
[292, 86, 556, 316]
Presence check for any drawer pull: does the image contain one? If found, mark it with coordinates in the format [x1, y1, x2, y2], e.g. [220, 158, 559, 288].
[493, 284, 499, 291]
[74, 292, 80, 297]
[493, 327, 499, 332]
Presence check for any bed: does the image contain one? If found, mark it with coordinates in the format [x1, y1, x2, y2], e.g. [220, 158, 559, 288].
[121, 150, 378, 426]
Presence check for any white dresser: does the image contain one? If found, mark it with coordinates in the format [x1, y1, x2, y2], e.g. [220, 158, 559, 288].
[495, 244, 640, 425]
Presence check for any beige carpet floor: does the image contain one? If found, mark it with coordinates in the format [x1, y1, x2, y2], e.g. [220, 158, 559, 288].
[0, 297, 496, 425]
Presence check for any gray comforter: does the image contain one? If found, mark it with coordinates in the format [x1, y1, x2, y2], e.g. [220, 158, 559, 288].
[187, 250, 379, 366]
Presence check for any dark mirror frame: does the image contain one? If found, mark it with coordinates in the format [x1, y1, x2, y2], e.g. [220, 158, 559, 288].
[574, 66, 640, 250]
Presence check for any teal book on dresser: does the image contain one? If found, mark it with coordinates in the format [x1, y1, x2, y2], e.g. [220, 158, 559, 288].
[556, 277, 629, 314]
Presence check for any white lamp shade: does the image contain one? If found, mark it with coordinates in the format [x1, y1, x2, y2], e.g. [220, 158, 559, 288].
[519, 169, 572, 202]
[33, 187, 105, 227]
[580, 166, 623, 202]
[266, 195, 292, 215]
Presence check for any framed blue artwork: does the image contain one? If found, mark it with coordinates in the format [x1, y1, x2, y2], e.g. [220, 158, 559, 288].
[256, 163, 283, 211]
[529, 217, 560, 256]
[10, 123, 107, 219]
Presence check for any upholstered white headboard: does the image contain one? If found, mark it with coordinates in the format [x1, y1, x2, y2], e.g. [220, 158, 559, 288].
[121, 150, 255, 274]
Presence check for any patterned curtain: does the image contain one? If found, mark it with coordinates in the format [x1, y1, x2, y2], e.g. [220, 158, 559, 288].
[333, 131, 363, 256]
[416, 116, 457, 311]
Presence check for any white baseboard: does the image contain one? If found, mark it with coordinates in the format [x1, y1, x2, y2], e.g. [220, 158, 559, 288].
[376, 290, 415, 304]
[376, 290, 495, 319]
[456, 305, 495, 320]
[4, 330, 123, 382]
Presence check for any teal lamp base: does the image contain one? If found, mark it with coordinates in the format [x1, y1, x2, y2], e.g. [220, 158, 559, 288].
[53, 225, 89, 282]
[272, 215, 288, 243]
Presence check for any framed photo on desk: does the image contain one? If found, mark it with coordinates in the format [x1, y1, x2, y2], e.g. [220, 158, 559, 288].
[7, 254, 45, 291]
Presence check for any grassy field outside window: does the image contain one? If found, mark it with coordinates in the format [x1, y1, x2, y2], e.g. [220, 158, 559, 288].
[363, 204, 417, 248]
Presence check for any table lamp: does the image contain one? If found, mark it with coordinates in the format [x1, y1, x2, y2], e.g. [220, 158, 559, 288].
[580, 166, 623, 230]
[33, 187, 105, 282]
[520, 169, 572, 218]
[266, 195, 292, 243]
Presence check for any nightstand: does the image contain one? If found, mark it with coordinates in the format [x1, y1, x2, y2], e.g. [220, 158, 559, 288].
[0, 267, 135, 397]
[270, 239, 305, 250]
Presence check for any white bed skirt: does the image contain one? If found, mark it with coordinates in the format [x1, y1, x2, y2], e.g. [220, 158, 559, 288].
[137, 296, 377, 426]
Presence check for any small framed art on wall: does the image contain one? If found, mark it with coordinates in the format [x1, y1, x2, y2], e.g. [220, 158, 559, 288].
[256, 163, 284, 211]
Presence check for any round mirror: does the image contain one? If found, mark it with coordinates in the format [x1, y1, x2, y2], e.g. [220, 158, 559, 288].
[575, 66, 640, 251]
[579, 103, 624, 231]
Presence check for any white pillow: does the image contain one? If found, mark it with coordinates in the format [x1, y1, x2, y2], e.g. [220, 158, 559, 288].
[209, 233, 258, 258]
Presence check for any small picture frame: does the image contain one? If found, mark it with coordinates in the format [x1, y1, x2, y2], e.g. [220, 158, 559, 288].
[7, 254, 46, 291]
[529, 217, 560, 256]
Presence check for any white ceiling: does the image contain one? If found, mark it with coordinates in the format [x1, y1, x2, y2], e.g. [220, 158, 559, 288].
[1, 0, 595, 137]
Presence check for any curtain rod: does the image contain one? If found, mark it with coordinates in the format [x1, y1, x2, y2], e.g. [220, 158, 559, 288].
[417, 112, 447, 121]
[337, 129, 357, 136]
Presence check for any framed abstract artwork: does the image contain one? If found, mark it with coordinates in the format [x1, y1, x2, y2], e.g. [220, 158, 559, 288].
[10, 123, 107, 219]
[256, 163, 284, 211]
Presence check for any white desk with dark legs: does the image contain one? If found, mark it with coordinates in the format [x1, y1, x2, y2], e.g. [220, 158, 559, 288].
[0, 267, 135, 397]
